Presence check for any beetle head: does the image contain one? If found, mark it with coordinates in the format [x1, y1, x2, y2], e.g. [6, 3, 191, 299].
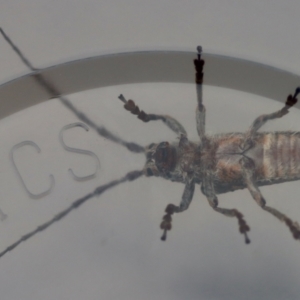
[144, 142, 177, 177]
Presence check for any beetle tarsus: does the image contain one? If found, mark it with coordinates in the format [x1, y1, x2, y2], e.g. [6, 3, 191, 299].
[161, 230, 167, 241]
[244, 233, 251, 244]
[118, 94, 127, 104]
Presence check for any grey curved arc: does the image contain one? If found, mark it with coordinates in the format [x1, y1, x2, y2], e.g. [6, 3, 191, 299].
[1, 51, 300, 120]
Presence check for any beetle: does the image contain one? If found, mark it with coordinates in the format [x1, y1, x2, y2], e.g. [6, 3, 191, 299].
[0, 28, 300, 258]
[118, 46, 300, 244]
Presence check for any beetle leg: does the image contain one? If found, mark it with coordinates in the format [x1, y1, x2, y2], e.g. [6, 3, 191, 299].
[160, 179, 195, 241]
[194, 46, 206, 141]
[240, 156, 300, 240]
[242, 87, 300, 150]
[201, 175, 251, 244]
[195, 84, 206, 140]
[118, 94, 187, 136]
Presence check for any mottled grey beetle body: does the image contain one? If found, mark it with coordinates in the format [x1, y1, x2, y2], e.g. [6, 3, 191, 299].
[144, 129, 300, 243]
[129, 47, 300, 243]
[1, 27, 300, 258]
[145, 131, 300, 196]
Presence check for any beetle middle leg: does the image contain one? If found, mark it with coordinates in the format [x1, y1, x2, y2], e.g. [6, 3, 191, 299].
[240, 156, 300, 240]
[160, 179, 195, 241]
[201, 175, 251, 243]
[242, 87, 300, 150]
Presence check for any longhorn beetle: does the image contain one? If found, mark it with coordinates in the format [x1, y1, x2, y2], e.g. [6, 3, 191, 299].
[0, 28, 300, 258]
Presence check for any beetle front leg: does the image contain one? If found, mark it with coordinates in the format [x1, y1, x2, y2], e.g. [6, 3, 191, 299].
[194, 46, 206, 141]
[118, 94, 187, 136]
[160, 179, 195, 241]
[242, 87, 300, 150]
[201, 176, 251, 244]
[195, 85, 206, 140]
[240, 156, 300, 240]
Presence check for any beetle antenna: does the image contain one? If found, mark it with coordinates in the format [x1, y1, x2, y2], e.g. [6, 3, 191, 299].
[0, 28, 145, 154]
[0, 28, 38, 71]
[0, 170, 143, 258]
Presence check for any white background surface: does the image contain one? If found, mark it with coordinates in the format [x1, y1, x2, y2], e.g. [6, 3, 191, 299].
[0, 1, 300, 300]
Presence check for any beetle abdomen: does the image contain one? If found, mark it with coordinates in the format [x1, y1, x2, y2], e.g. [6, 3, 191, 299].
[260, 132, 300, 181]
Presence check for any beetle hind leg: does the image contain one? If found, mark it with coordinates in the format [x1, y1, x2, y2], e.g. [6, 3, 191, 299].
[242, 87, 300, 150]
[201, 177, 251, 244]
[240, 156, 300, 240]
[263, 206, 300, 240]
[215, 207, 251, 244]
